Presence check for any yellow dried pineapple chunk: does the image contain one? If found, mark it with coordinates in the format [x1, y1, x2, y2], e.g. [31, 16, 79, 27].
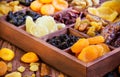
[101, 0, 120, 13]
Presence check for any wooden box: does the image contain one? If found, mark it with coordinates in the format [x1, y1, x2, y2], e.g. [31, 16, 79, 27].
[0, 15, 120, 77]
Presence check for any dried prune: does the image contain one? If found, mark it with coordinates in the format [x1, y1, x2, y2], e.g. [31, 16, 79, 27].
[6, 10, 41, 26]
[26, 10, 41, 20]
[47, 34, 79, 50]
[18, 0, 33, 6]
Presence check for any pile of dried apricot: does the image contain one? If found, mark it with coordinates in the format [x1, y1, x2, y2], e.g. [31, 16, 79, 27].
[71, 36, 110, 62]
[30, 0, 68, 15]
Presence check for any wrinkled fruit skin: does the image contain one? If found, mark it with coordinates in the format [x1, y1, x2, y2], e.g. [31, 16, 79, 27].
[6, 10, 41, 26]
[53, 8, 82, 25]
[19, 0, 33, 6]
[0, 61, 7, 76]
[101, 21, 120, 47]
[47, 34, 79, 50]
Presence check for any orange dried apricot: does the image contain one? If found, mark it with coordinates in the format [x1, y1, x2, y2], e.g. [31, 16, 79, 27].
[0, 61, 7, 76]
[71, 39, 89, 54]
[52, 0, 68, 11]
[40, 4, 55, 15]
[87, 36, 105, 45]
[39, 0, 53, 3]
[97, 43, 110, 55]
[78, 45, 99, 62]
[30, 0, 42, 12]
[0, 48, 15, 61]
[94, 45, 104, 56]
[21, 52, 39, 63]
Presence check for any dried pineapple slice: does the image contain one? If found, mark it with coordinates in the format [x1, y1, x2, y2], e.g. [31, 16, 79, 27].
[35, 16, 57, 33]
[25, 16, 49, 37]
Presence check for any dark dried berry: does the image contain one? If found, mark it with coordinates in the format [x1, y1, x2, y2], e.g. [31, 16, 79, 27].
[18, 0, 33, 6]
[26, 10, 41, 20]
[6, 10, 41, 26]
[47, 34, 79, 50]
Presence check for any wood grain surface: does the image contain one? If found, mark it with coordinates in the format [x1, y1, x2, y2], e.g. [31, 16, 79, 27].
[0, 38, 68, 77]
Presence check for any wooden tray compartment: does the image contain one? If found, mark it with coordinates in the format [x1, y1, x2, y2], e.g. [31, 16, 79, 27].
[0, 14, 120, 77]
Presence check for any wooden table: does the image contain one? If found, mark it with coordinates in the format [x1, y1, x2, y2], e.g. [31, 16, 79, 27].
[0, 38, 68, 77]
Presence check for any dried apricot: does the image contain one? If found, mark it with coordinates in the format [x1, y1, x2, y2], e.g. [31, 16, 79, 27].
[40, 4, 55, 15]
[52, 0, 68, 11]
[0, 48, 15, 61]
[78, 45, 99, 62]
[94, 45, 104, 56]
[30, 0, 42, 12]
[71, 39, 89, 54]
[87, 36, 105, 45]
[97, 43, 110, 55]
[0, 61, 7, 76]
[39, 0, 53, 3]
[21, 52, 39, 63]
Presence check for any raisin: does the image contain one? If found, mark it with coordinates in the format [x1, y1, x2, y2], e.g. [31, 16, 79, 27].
[6, 10, 40, 26]
[47, 34, 79, 50]
[19, 0, 33, 6]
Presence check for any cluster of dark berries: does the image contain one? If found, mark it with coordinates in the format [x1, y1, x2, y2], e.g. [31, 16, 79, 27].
[6, 10, 41, 26]
[47, 34, 79, 50]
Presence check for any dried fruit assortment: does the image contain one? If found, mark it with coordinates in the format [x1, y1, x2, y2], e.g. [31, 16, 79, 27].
[0, 0, 120, 77]
[0, 47, 41, 76]
[47, 33, 79, 49]
[6, 10, 41, 26]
